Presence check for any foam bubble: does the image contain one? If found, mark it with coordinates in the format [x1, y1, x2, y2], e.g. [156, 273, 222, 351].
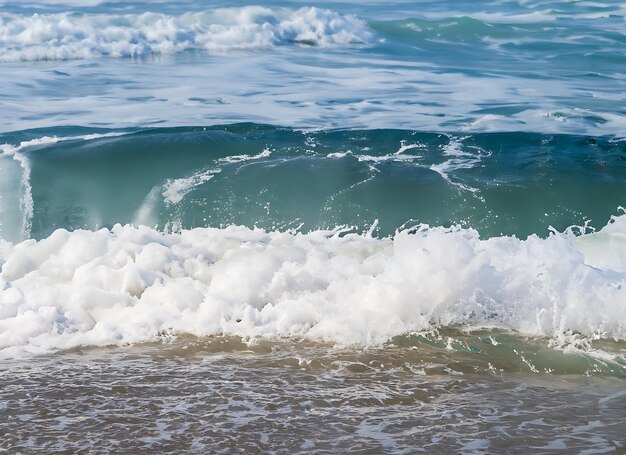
[0, 215, 624, 357]
[429, 135, 489, 194]
[162, 168, 221, 206]
[217, 149, 272, 164]
[0, 7, 373, 62]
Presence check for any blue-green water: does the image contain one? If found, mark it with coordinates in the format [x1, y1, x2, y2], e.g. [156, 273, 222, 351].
[1, 1, 625, 134]
[1, 0, 624, 240]
[1, 126, 624, 241]
[1, 1, 625, 453]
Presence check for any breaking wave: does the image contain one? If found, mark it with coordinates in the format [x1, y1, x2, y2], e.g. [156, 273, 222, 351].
[0, 214, 625, 357]
[0, 6, 373, 62]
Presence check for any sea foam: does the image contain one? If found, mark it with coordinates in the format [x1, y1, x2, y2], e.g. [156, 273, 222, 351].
[0, 7, 373, 62]
[0, 214, 624, 357]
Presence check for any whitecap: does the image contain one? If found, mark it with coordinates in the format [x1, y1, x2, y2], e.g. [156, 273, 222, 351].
[0, 7, 373, 62]
[0, 215, 624, 357]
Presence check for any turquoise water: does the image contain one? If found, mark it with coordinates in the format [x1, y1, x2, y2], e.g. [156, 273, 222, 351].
[1, 0, 625, 241]
[0, 126, 624, 241]
[0, 1, 625, 452]
[1, 1, 625, 134]
[0, 0, 625, 363]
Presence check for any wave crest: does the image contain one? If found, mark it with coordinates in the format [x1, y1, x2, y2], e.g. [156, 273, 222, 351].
[0, 215, 625, 357]
[0, 6, 373, 62]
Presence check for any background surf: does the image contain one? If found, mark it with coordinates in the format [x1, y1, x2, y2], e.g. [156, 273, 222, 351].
[1, 2, 625, 135]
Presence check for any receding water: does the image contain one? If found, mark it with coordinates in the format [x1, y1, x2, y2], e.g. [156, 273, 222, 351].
[2, 333, 626, 454]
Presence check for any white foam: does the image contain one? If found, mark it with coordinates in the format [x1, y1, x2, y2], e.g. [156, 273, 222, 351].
[0, 7, 373, 62]
[0, 136, 82, 240]
[429, 135, 489, 193]
[396, 140, 423, 155]
[0, 146, 32, 240]
[0, 215, 624, 357]
[162, 168, 220, 206]
[326, 150, 419, 163]
[133, 149, 270, 227]
[217, 148, 272, 164]
[573, 210, 626, 272]
[0, 132, 128, 155]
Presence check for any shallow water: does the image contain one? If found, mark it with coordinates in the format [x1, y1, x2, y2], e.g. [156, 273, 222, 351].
[2, 334, 625, 453]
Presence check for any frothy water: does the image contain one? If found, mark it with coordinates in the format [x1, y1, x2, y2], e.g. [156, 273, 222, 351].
[1, 0, 625, 452]
[0, 215, 625, 360]
[1, 338, 625, 453]
[0, 7, 372, 62]
[2, 1, 626, 135]
[0, 126, 624, 366]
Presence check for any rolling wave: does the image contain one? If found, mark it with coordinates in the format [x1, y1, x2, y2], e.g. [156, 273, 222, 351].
[1, 126, 624, 241]
[0, 214, 624, 358]
[0, 6, 372, 62]
[0, 125, 624, 360]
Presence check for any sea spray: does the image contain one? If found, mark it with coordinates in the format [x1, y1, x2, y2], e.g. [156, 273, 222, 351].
[0, 216, 624, 357]
[0, 7, 373, 62]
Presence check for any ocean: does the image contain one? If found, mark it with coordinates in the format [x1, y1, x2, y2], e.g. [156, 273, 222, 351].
[0, 0, 625, 453]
